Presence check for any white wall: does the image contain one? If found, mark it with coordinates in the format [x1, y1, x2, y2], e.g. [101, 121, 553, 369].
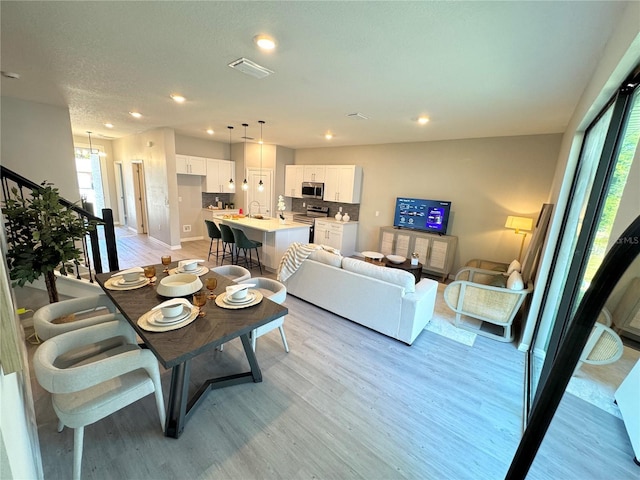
[1, 97, 78, 201]
[295, 134, 561, 272]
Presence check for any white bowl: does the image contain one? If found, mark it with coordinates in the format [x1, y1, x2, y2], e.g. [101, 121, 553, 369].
[183, 261, 198, 271]
[386, 255, 406, 264]
[226, 286, 248, 300]
[161, 304, 183, 318]
[123, 272, 142, 282]
[362, 251, 384, 260]
[156, 273, 203, 297]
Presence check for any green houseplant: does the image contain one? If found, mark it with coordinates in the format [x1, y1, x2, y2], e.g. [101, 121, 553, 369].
[2, 182, 97, 303]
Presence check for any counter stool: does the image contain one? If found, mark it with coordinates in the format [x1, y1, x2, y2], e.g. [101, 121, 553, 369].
[239, 277, 289, 352]
[232, 227, 263, 275]
[219, 223, 236, 265]
[205, 220, 223, 263]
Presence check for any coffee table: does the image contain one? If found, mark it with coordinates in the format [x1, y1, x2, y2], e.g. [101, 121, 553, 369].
[96, 265, 287, 438]
[384, 258, 423, 283]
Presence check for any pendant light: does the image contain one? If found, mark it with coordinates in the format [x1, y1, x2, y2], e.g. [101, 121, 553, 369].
[227, 126, 235, 190]
[241, 124, 249, 191]
[257, 120, 265, 192]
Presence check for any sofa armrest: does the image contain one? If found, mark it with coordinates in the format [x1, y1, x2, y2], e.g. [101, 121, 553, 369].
[398, 278, 438, 345]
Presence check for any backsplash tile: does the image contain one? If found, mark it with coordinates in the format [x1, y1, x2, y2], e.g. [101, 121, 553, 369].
[291, 198, 359, 221]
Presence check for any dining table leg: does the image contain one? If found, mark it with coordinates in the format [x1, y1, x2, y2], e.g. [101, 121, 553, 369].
[240, 333, 263, 383]
[165, 360, 191, 439]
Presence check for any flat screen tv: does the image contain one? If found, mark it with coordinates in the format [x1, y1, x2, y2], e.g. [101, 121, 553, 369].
[393, 197, 451, 234]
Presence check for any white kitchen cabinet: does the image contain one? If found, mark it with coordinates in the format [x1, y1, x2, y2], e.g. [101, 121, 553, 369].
[284, 165, 304, 198]
[204, 158, 235, 193]
[378, 226, 458, 280]
[303, 165, 325, 183]
[315, 219, 358, 257]
[324, 165, 363, 203]
[176, 154, 206, 176]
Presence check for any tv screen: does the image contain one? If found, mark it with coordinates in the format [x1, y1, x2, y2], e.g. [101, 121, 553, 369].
[393, 197, 451, 234]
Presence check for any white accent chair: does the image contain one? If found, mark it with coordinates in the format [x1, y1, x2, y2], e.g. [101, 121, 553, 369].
[33, 294, 123, 341]
[240, 277, 289, 352]
[211, 265, 251, 282]
[576, 321, 624, 371]
[33, 321, 166, 480]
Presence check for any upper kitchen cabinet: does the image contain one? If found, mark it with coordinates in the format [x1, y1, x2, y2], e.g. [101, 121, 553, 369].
[324, 165, 363, 203]
[303, 165, 325, 183]
[176, 154, 206, 176]
[204, 158, 235, 193]
[284, 165, 304, 198]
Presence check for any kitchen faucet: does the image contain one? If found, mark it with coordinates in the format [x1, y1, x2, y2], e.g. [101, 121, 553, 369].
[249, 201, 262, 217]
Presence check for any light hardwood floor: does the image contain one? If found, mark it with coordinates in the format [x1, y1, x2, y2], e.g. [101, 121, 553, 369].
[18, 229, 639, 479]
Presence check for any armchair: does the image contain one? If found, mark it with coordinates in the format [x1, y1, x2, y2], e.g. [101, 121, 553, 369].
[33, 320, 166, 480]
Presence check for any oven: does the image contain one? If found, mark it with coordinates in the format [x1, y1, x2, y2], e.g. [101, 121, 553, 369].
[293, 205, 329, 242]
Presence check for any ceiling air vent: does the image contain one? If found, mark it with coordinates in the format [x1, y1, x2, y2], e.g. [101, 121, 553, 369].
[228, 57, 274, 79]
[346, 112, 369, 120]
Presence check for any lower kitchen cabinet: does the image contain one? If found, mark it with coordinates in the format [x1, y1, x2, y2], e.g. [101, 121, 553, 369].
[314, 219, 358, 257]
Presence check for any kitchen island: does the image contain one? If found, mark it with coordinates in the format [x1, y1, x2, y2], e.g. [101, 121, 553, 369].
[216, 216, 310, 272]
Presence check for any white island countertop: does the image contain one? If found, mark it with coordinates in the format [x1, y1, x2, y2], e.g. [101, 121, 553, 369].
[218, 216, 310, 233]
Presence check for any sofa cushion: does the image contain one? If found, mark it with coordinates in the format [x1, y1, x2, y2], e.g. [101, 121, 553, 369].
[341, 257, 415, 293]
[308, 249, 343, 268]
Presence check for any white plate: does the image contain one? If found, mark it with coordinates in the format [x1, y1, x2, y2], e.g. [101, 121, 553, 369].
[224, 291, 256, 305]
[137, 305, 199, 332]
[115, 276, 147, 286]
[149, 306, 191, 325]
[215, 290, 263, 310]
[104, 276, 151, 291]
[168, 266, 209, 277]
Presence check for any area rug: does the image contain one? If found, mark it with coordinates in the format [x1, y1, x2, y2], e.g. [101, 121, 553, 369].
[425, 283, 480, 346]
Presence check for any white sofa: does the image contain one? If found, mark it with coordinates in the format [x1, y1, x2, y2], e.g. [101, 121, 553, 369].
[281, 250, 438, 345]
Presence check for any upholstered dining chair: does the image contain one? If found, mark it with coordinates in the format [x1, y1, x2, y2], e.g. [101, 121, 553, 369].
[33, 294, 123, 342]
[240, 277, 289, 352]
[210, 265, 251, 282]
[232, 227, 263, 274]
[33, 320, 166, 480]
[205, 219, 223, 262]
[219, 223, 237, 265]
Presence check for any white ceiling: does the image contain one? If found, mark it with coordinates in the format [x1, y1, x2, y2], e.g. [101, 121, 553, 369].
[0, 1, 629, 149]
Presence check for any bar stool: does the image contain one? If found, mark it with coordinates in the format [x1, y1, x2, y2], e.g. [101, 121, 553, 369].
[204, 220, 223, 263]
[231, 227, 263, 274]
[219, 223, 236, 265]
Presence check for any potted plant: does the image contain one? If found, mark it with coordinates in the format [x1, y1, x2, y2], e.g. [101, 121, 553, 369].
[2, 182, 97, 303]
[277, 195, 286, 224]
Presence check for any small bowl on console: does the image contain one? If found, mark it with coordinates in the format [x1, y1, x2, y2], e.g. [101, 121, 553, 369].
[386, 255, 406, 264]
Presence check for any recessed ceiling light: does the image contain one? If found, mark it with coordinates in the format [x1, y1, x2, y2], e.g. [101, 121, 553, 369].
[171, 94, 186, 103]
[129, 111, 142, 118]
[206, 129, 214, 135]
[325, 132, 333, 140]
[104, 123, 114, 128]
[254, 34, 276, 50]
[418, 116, 429, 125]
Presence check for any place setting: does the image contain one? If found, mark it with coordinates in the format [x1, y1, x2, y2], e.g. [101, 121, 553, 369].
[137, 298, 201, 332]
[168, 258, 209, 276]
[215, 284, 263, 309]
[104, 267, 153, 290]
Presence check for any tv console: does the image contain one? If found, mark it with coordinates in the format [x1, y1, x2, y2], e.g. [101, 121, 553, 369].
[379, 226, 458, 281]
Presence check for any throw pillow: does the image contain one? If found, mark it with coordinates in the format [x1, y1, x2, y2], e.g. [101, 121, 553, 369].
[507, 259, 521, 274]
[507, 271, 524, 291]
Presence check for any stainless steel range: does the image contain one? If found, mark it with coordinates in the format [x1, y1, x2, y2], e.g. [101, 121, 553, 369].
[293, 205, 329, 243]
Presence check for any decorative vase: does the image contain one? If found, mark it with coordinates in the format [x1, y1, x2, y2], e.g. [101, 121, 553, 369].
[279, 217, 286, 224]
[342, 212, 350, 222]
[334, 212, 342, 221]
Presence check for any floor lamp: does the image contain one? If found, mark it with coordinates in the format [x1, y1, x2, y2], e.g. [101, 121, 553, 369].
[505, 216, 534, 262]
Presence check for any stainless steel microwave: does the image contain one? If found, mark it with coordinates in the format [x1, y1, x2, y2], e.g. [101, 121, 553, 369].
[301, 182, 324, 199]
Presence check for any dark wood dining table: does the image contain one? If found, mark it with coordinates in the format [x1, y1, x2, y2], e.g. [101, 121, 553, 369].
[96, 264, 288, 439]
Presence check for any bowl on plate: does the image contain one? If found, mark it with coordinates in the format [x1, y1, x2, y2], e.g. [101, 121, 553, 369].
[182, 261, 198, 272]
[123, 271, 142, 282]
[156, 273, 203, 297]
[160, 303, 183, 318]
[386, 255, 406, 264]
[226, 285, 248, 300]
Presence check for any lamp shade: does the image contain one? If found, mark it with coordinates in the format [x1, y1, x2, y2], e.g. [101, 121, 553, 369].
[505, 216, 533, 232]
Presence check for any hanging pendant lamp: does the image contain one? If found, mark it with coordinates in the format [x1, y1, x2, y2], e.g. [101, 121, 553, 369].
[227, 126, 235, 190]
[257, 120, 265, 192]
[241, 123, 249, 191]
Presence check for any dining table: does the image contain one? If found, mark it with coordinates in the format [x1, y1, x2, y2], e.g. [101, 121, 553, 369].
[95, 263, 288, 439]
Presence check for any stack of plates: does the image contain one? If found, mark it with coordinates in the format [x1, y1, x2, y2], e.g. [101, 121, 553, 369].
[114, 276, 147, 287]
[224, 291, 257, 306]
[147, 305, 192, 326]
[215, 290, 263, 309]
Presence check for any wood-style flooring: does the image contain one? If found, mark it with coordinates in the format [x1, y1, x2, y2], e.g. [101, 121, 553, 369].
[18, 228, 639, 479]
